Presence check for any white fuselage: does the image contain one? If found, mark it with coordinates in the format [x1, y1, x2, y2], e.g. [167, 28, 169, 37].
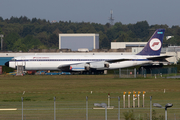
[8, 54, 153, 71]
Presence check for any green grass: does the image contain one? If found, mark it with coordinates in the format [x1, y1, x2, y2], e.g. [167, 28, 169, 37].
[0, 74, 180, 120]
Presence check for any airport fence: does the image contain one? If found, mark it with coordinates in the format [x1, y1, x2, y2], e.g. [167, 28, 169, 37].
[114, 68, 136, 78]
[0, 94, 180, 120]
[114, 67, 177, 78]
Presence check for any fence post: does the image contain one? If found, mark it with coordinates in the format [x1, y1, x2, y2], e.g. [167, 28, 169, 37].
[105, 106, 107, 120]
[134, 68, 136, 78]
[118, 96, 120, 120]
[54, 96, 56, 120]
[21, 97, 23, 120]
[127, 69, 128, 77]
[86, 96, 88, 120]
[150, 96, 152, 120]
[119, 68, 121, 78]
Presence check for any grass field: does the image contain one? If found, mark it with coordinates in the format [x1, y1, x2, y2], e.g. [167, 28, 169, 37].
[0, 74, 180, 120]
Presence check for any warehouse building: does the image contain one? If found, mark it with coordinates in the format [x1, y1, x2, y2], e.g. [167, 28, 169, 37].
[111, 42, 147, 54]
[59, 34, 99, 51]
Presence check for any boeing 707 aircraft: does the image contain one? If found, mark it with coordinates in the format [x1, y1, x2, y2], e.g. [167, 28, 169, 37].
[5, 29, 170, 73]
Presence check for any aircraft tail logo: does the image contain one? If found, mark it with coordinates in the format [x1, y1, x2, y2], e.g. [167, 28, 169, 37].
[137, 29, 165, 56]
[149, 38, 161, 51]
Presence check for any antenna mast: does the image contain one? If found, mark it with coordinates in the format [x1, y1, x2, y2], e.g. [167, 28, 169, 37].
[109, 10, 114, 26]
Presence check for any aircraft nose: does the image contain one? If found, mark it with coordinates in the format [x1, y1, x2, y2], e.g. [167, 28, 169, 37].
[5, 61, 9, 67]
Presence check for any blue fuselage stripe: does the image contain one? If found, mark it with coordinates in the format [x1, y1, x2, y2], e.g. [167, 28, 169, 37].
[10, 59, 150, 62]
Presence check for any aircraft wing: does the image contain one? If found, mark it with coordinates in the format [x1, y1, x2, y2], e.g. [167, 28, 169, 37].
[106, 58, 131, 63]
[58, 63, 82, 70]
[58, 58, 131, 71]
[147, 55, 172, 61]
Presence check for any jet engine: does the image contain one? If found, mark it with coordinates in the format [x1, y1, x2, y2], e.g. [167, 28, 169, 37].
[59, 62, 109, 72]
[70, 63, 90, 71]
[89, 62, 109, 69]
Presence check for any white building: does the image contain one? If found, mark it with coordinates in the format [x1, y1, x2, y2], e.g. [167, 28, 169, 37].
[111, 42, 147, 49]
[59, 34, 99, 51]
[111, 42, 147, 54]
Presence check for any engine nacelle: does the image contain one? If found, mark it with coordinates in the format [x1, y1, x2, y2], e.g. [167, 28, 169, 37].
[90, 62, 109, 69]
[70, 63, 90, 71]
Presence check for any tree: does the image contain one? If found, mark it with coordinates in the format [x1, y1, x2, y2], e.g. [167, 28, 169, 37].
[99, 31, 109, 49]
[4, 32, 20, 51]
[53, 28, 61, 36]
[133, 21, 149, 38]
[0, 27, 3, 34]
[0, 16, 180, 51]
[48, 34, 59, 48]
[117, 32, 129, 42]
[22, 35, 42, 50]
[38, 45, 47, 49]
[21, 25, 35, 37]
[36, 32, 48, 45]
[67, 29, 74, 33]
[12, 38, 26, 52]
[32, 18, 37, 23]
[0, 17, 3, 21]
[87, 26, 97, 33]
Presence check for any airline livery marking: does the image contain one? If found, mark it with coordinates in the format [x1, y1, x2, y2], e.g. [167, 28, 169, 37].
[149, 38, 161, 51]
[151, 42, 159, 47]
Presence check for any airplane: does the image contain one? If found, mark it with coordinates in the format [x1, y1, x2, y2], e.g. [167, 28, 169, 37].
[5, 29, 171, 73]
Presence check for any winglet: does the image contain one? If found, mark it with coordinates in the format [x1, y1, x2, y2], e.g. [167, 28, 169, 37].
[137, 29, 165, 56]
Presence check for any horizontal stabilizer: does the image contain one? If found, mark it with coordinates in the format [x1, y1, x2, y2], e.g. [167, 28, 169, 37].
[147, 55, 172, 61]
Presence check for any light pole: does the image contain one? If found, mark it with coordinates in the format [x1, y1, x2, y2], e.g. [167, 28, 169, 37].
[165, 103, 173, 120]
[0, 34, 3, 51]
[153, 103, 173, 120]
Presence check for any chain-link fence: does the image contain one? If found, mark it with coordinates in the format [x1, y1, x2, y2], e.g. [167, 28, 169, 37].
[137, 67, 177, 78]
[114, 67, 177, 78]
[0, 94, 180, 120]
[114, 69, 137, 78]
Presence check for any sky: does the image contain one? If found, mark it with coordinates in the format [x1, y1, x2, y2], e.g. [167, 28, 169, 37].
[0, 0, 180, 27]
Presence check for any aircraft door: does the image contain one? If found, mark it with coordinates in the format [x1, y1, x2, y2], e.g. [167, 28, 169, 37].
[15, 57, 26, 69]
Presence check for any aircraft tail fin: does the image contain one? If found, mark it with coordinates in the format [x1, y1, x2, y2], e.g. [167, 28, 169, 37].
[137, 29, 165, 56]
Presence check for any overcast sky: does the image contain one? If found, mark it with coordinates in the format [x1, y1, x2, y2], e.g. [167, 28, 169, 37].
[0, 0, 180, 27]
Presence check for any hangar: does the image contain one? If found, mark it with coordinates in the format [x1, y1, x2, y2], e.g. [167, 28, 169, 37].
[111, 42, 147, 54]
[111, 42, 147, 49]
[59, 34, 99, 51]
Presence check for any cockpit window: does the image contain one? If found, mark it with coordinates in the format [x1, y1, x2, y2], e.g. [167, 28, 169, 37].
[11, 58, 16, 61]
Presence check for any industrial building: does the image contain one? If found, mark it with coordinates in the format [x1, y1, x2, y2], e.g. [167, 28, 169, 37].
[111, 42, 147, 54]
[111, 42, 147, 49]
[59, 34, 99, 51]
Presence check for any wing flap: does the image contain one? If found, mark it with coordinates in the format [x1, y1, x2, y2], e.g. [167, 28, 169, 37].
[106, 58, 130, 63]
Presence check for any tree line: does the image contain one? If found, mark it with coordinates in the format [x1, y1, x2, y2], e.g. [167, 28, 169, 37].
[0, 16, 180, 52]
